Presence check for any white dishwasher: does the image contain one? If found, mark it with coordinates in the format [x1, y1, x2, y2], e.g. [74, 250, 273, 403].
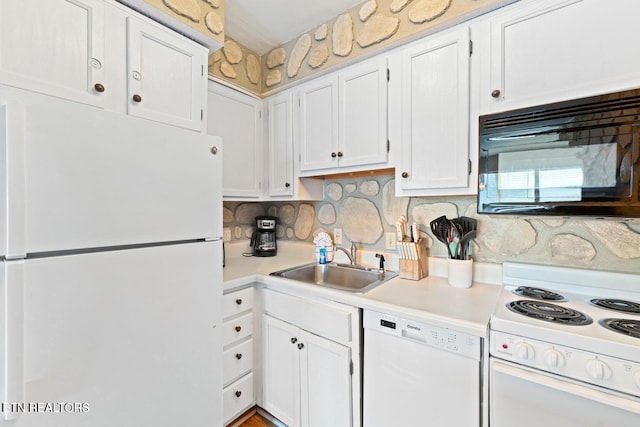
[363, 309, 482, 426]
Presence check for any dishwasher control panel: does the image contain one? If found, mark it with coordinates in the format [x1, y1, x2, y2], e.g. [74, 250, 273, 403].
[364, 309, 481, 361]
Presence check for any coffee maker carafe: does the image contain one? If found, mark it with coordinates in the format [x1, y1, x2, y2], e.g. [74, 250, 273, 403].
[250, 216, 277, 257]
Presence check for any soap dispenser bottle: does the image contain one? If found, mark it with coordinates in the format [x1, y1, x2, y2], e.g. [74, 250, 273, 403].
[319, 247, 327, 264]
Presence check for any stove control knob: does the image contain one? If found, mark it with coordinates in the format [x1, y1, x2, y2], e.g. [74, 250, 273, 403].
[586, 359, 612, 381]
[543, 348, 565, 368]
[514, 342, 535, 360]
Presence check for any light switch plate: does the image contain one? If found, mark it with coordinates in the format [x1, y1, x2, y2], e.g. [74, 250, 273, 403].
[334, 228, 343, 244]
[385, 232, 396, 250]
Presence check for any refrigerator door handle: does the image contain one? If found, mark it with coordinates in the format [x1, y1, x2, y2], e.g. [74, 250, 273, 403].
[1, 260, 24, 420]
[1, 101, 27, 259]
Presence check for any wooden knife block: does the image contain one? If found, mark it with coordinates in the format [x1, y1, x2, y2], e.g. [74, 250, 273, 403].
[399, 239, 428, 280]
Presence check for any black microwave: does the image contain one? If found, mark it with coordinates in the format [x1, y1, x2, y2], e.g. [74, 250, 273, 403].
[478, 89, 640, 218]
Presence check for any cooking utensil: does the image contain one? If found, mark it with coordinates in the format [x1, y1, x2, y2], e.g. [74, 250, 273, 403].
[429, 216, 450, 247]
[453, 216, 477, 234]
[456, 230, 477, 260]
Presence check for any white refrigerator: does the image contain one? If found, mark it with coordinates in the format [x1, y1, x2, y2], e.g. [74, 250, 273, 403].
[0, 86, 223, 426]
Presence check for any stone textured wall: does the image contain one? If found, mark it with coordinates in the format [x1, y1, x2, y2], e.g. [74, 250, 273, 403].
[208, 0, 505, 96]
[208, 37, 263, 96]
[223, 175, 640, 274]
[143, 0, 224, 45]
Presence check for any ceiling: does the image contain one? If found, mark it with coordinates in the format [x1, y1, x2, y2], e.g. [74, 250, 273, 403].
[224, 0, 364, 55]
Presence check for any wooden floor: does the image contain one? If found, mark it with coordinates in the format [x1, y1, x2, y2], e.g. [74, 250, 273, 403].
[238, 413, 278, 427]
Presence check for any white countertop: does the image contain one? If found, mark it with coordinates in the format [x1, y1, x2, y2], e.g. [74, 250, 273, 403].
[223, 241, 503, 337]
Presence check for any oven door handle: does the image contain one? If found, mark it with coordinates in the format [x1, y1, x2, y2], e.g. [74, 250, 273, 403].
[493, 361, 640, 415]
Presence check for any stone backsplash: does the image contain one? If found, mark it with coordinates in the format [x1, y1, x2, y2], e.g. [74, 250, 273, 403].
[223, 175, 640, 274]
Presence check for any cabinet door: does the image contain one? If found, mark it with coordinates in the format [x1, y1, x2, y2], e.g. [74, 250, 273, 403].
[298, 76, 339, 172]
[267, 91, 294, 196]
[262, 315, 301, 427]
[207, 82, 263, 198]
[398, 27, 470, 192]
[338, 57, 388, 168]
[0, 0, 105, 107]
[300, 331, 352, 427]
[489, 0, 640, 112]
[127, 17, 205, 131]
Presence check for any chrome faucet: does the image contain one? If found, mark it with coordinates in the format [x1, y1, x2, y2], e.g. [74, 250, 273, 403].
[335, 241, 358, 264]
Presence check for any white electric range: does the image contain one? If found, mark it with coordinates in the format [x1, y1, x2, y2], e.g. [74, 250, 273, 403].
[489, 262, 640, 427]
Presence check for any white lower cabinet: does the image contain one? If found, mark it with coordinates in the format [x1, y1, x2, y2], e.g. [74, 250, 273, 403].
[261, 288, 360, 427]
[222, 287, 256, 425]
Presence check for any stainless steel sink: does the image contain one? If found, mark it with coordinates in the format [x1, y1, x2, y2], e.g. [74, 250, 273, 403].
[269, 262, 398, 293]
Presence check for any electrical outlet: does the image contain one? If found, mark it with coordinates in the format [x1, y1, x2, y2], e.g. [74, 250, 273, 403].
[223, 227, 231, 242]
[385, 232, 397, 250]
[334, 228, 343, 244]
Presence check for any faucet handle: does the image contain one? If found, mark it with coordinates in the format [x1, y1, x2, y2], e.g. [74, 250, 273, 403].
[350, 241, 358, 264]
[375, 253, 386, 271]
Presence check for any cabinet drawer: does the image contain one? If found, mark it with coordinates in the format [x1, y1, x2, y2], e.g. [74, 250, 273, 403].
[223, 287, 254, 319]
[263, 288, 354, 344]
[223, 372, 254, 425]
[223, 339, 253, 386]
[223, 312, 253, 346]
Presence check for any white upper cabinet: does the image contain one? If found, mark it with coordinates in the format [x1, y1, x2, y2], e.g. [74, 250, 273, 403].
[0, 0, 207, 131]
[298, 76, 339, 172]
[394, 26, 471, 196]
[207, 81, 263, 198]
[338, 56, 388, 168]
[126, 18, 206, 131]
[298, 56, 389, 174]
[0, 0, 106, 108]
[267, 91, 294, 197]
[486, 0, 640, 113]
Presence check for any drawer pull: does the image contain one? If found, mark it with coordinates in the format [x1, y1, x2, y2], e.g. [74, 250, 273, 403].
[93, 83, 105, 93]
[291, 337, 297, 344]
[235, 298, 242, 305]
[491, 89, 501, 98]
[235, 353, 242, 360]
[297, 343, 304, 350]
[132, 94, 142, 103]
[235, 326, 242, 332]
[235, 391, 242, 398]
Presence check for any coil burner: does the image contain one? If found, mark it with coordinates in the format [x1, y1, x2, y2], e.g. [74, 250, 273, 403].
[507, 300, 592, 325]
[590, 299, 640, 315]
[599, 319, 640, 339]
[513, 286, 566, 301]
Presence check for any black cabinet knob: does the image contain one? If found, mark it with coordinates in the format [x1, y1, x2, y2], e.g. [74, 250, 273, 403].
[491, 89, 501, 98]
[285, 182, 290, 188]
[235, 298, 242, 305]
[235, 391, 242, 398]
[337, 151, 343, 157]
[401, 172, 409, 178]
[94, 83, 105, 93]
[291, 337, 297, 344]
[132, 94, 142, 103]
[234, 326, 242, 332]
[235, 353, 242, 360]
[331, 152, 337, 158]
[297, 343, 304, 350]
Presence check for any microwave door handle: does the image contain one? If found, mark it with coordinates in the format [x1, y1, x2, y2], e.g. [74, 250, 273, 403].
[493, 361, 640, 415]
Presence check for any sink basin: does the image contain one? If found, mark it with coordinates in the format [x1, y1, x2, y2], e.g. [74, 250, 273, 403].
[270, 262, 398, 293]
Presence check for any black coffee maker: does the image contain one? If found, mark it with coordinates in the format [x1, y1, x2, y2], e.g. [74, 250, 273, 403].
[250, 216, 277, 257]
